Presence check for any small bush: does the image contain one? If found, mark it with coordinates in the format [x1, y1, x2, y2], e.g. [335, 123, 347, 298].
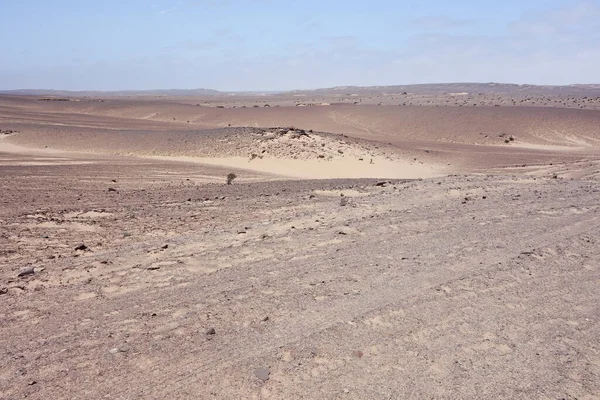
[226, 173, 237, 185]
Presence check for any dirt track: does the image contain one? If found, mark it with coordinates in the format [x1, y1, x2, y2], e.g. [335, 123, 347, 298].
[1, 94, 600, 399]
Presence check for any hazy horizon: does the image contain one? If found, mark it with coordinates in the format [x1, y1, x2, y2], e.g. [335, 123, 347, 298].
[1, 0, 599, 91]
[3, 81, 600, 94]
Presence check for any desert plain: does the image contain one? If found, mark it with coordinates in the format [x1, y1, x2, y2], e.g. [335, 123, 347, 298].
[1, 84, 600, 399]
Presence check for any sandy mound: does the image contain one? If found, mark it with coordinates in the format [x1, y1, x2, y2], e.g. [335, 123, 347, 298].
[3, 95, 600, 149]
[2, 94, 599, 179]
[1, 125, 440, 179]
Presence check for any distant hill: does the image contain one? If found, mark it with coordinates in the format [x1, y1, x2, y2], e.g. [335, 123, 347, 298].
[286, 83, 600, 96]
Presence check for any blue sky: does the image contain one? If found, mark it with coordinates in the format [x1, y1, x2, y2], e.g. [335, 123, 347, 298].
[1, 0, 599, 90]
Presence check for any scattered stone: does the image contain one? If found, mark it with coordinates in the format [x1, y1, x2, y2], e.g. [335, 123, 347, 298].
[147, 265, 160, 270]
[254, 368, 270, 382]
[375, 181, 389, 187]
[353, 350, 364, 359]
[262, 316, 270, 322]
[206, 327, 216, 336]
[18, 267, 35, 277]
[109, 347, 127, 354]
[161, 244, 169, 250]
[0, 287, 8, 295]
[338, 227, 358, 235]
[107, 187, 117, 192]
[75, 243, 87, 251]
[28, 380, 37, 386]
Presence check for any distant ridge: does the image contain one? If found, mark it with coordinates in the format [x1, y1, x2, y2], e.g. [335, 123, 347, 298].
[287, 83, 600, 96]
[2, 83, 600, 97]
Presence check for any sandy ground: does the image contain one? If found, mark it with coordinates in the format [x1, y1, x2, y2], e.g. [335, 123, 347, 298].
[1, 92, 600, 399]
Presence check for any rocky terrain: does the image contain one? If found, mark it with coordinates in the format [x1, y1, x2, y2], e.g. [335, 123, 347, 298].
[1, 88, 599, 399]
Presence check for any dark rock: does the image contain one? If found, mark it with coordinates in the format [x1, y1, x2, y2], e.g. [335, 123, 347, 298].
[75, 243, 87, 251]
[18, 267, 35, 277]
[375, 181, 389, 187]
[254, 368, 270, 382]
[206, 327, 216, 335]
[108, 187, 117, 192]
[161, 244, 169, 250]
